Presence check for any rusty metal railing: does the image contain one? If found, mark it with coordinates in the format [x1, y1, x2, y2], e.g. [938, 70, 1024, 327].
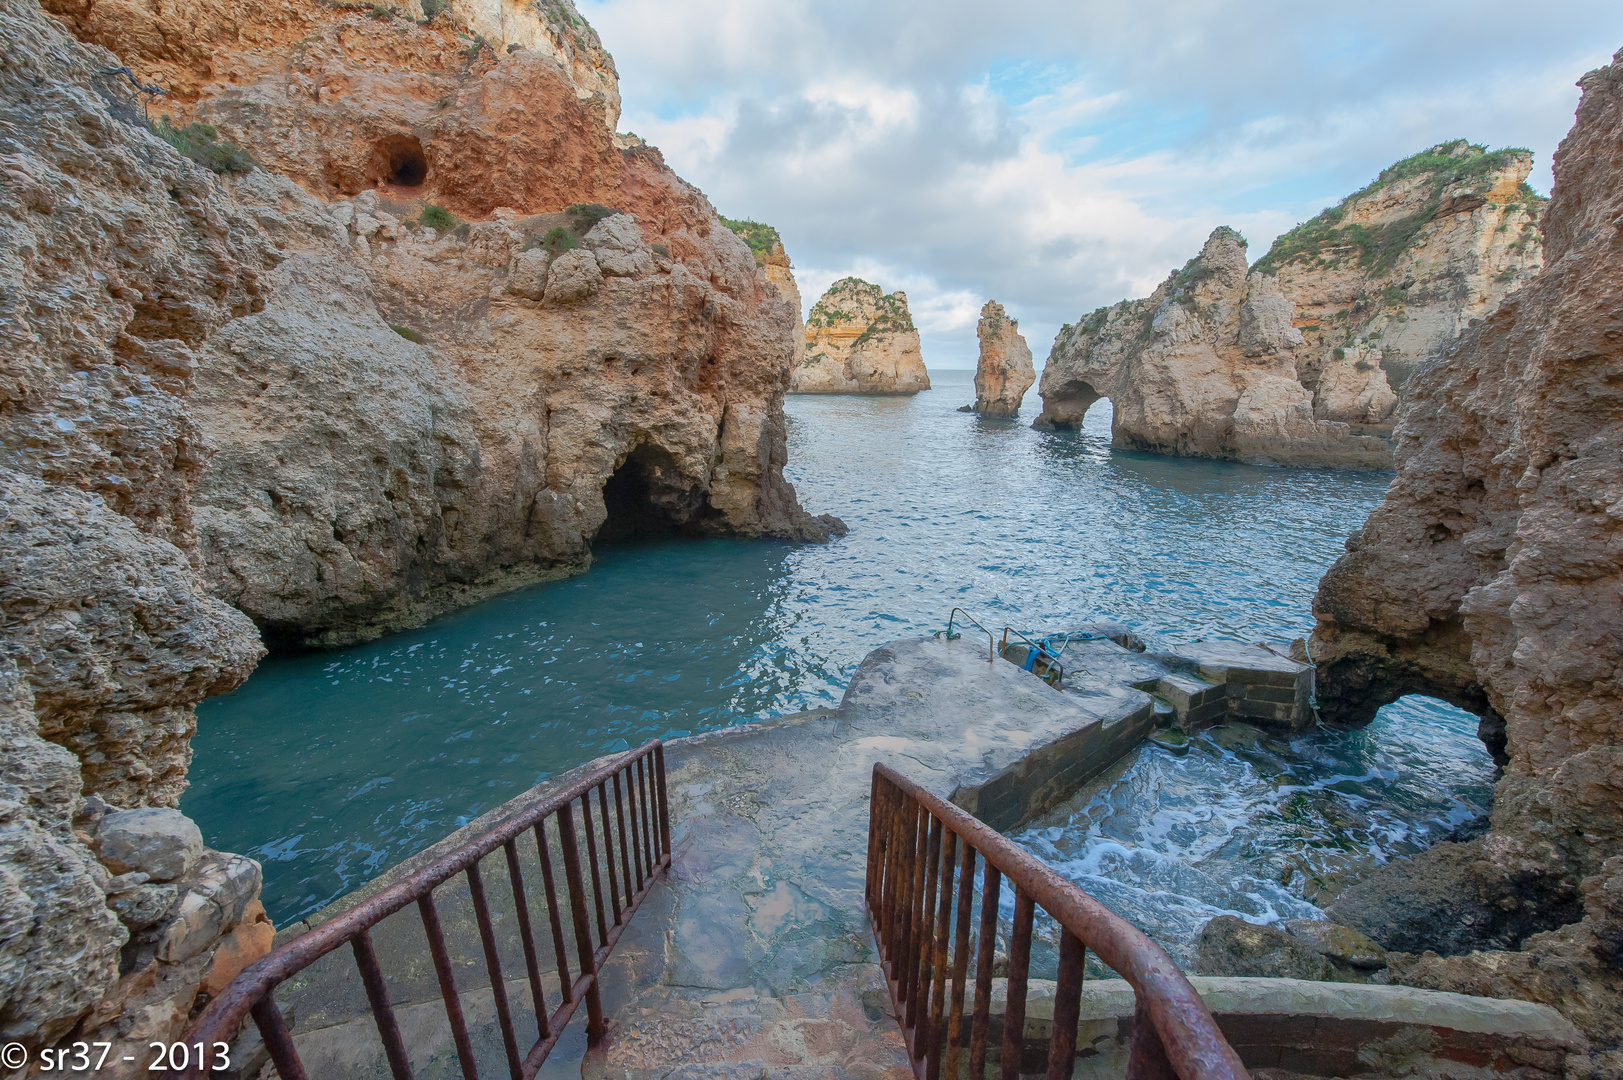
[177, 741, 671, 1080]
[866, 763, 1247, 1080]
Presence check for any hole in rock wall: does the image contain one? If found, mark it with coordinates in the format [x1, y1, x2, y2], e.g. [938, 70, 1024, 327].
[595, 444, 709, 544]
[372, 134, 429, 189]
[1082, 395, 1113, 436]
[1041, 379, 1105, 431]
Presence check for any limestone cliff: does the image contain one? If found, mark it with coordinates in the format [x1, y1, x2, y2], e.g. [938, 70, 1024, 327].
[1311, 51, 1623, 1063]
[1257, 141, 1546, 420]
[0, 0, 837, 1055]
[45, 0, 839, 649]
[792, 277, 930, 394]
[0, 0, 268, 1058]
[1036, 228, 1392, 467]
[1037, 143, 1545, 467]
[723, 218, 805, 370]
[964, 300, 1034, 416]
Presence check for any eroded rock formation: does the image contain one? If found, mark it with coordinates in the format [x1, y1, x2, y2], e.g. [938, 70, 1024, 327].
[1259, 141, 1546, 406]
[723, 218, 805, 372]
[1036, 228, 1391, 467]
[0, 0, 268, 1056]
[1, 0, 838, 1056]
[963, 300, 1034, 416]
[791, 277, 930, 394]
[1037, 143, 1546, 467]
[1310, 50, 1623, 1067]
[46, 0, 839, 649]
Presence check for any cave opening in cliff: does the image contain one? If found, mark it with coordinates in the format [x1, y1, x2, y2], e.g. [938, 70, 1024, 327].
[374, 134, 429, 189]
[596, 444, 707, 544]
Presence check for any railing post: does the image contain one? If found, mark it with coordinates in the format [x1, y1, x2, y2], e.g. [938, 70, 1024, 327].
[654, 743, 671, 859]
[1127, 997, 1177, 1080]
[558, 799, 607, 1043]
[999, 888, 1035, 1080]
[1046, 930, 1086, 1080]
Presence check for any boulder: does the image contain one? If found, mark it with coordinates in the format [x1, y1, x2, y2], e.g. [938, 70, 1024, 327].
[95, 809, 203, 882]
[1194, 916, 1336, 982]
[506, 247, 551, 299]
[544, 248, 603, 304]
[582, 213, 654, 277]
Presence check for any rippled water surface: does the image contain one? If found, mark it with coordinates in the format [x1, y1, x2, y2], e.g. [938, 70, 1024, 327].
[185, 370, 1494, 930]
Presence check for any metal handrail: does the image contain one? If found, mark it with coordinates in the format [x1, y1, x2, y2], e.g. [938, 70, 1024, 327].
[177, 741, 671, 1079]
[940, 608, 997, 663]
[998, 626, 1066, 687]
[866, 763, 1247, 1080]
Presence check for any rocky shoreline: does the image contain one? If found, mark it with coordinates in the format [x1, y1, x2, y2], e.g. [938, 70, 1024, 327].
[1, 0, 1619, 1069]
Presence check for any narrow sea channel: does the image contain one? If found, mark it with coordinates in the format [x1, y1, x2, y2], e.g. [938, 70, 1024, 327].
[183, 369, 1494, 950]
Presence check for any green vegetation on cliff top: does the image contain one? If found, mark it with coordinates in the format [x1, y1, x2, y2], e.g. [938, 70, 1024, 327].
[1252, 141, 1545, 278]
[719, 217, 782, 264]
[806, 277, 916, 338]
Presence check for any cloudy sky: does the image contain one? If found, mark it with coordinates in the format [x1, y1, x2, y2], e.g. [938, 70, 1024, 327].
[578, 0, 1622, 367]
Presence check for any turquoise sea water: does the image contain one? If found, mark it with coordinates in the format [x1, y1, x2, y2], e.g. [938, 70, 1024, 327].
[183, 370, 1494, 941]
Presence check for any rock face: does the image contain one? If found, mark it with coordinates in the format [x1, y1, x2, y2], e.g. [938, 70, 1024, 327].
[1, 0, 837, 1057]
[964, 300, 1034, 416]
[0, 0, 272, 1058]
[1035, 228, 1391, 467]
[791, 277, 930, 394]
[50, 0, 839, 649]
[1257, 142, 1546, 406]
[1037, 143, 1546, 467]
[722, 218, 805, 371]
[1309, 50, 1623, 1064]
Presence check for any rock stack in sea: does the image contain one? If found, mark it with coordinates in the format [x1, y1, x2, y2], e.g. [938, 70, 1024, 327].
[1306, 49, 1623, 1061]
[1036, 142, 1546, 468]
[0, 0, 839, 1061]
[962, 300, 1035, 416]
[791, 277, 931, 394]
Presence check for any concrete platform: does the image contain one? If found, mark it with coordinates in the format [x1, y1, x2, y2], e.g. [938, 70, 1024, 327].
[239, 629, 1553, 1077]
[255, 634, 1160, 1078]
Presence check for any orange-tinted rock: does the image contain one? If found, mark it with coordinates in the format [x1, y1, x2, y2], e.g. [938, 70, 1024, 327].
[794, 277, 929, 394]
[966, 300, 1034, 416]
[42, 0, 839, 647]
[1310, 48, 1623, 1059]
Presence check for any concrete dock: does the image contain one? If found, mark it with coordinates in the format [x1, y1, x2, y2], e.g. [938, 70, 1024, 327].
[240, 629, 1586, 1079]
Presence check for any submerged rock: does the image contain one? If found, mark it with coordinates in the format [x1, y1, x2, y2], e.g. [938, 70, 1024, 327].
[1309, 47, 1623, 1064]
[1037, 142, 1547, 467]
[963, 300, 1035, 416]
[1195, 916, 1389, 984]
[792, 277, 930, 394]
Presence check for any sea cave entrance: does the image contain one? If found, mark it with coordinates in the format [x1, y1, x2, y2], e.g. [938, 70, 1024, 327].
[595, 444, 708, 544]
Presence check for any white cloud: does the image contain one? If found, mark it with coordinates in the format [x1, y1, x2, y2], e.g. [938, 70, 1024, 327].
[581, 0, 1621, 366]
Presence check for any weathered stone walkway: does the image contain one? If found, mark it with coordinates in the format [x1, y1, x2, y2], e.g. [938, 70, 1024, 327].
[267, 632, 1175, 1077]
